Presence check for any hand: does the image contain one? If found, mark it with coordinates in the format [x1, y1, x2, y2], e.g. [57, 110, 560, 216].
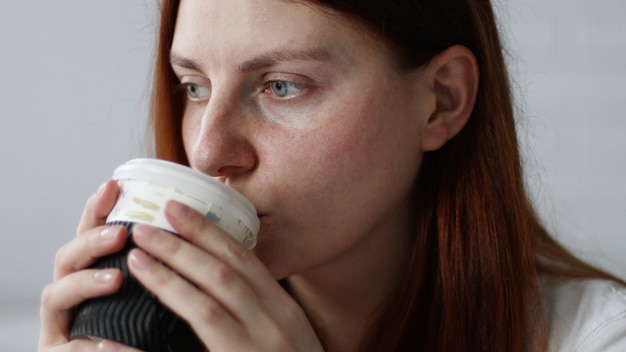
[38, 180, 141, 352]
[127, 200, 324, 352]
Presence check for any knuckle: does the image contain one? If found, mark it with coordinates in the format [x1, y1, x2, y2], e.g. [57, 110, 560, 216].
[265, 325, 297, 351]
[225, 238, 253, 264]
[162, 233, 184, 256]
[208, 262, 236, 286]
[40, 283, 55, 308]
[53, 238, 89, 277]
[53, 248, 64, 268]
[184, 213, 210, 242]
[86, 190, 100, 209]
[53, 246, 70, 273]
[282, 301, 309, 328]
[150, 263, 175, 289]
[197, 300, 222, 324]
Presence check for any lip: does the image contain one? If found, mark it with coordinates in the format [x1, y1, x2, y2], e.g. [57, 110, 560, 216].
[256, 214, 269, 226]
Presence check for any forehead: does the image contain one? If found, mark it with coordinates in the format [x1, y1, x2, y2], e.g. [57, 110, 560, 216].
[171, 0, 378, 68]
[175, 2, 326, 44]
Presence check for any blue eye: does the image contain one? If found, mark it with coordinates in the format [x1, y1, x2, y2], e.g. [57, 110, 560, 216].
[269, 81, 304, 98]
[184, 83, 210, 100]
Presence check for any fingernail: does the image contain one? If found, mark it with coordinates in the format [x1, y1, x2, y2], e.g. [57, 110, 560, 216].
[100, 227, 115, 239]
[128, 250, 155, 271]
[167, 200, 191, 220]
[98, 340, 120, 352]
[94, 269, 118, 283]
[133, 224, 159, 243]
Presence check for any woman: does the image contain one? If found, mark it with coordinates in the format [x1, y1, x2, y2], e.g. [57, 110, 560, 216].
[39, 0, 626, 351]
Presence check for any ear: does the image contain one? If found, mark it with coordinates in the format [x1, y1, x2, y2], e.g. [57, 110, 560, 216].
[420, 45, 479, 152]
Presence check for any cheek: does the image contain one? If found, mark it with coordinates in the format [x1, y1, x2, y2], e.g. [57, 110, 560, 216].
[268, 90, 423, 207]
[181, 107, 204, 159]
[253, 86, 428, 275]
[255, 95, 424, 273]
[319, 92, 423, 177]
[181, 121, 193, 157]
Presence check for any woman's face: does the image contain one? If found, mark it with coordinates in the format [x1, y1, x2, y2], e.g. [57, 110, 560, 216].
[172, 0, 434, 279]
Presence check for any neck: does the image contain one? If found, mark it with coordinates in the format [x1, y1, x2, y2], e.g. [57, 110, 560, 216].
[286, 209, 415, 352]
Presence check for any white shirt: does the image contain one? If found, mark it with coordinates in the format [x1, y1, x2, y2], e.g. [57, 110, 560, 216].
[541, 275, 626, 351]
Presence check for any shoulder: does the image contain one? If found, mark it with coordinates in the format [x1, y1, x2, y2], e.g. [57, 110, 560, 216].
[540, 275, 626, 352]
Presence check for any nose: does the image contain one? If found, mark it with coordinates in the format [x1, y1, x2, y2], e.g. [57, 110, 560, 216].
[186, 99, 257, 180]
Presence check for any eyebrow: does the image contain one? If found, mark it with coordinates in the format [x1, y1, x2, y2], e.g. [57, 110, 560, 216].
[170, 48, 332, 74]
[170, 54, 203, 72]
[236, 48, 332, 72]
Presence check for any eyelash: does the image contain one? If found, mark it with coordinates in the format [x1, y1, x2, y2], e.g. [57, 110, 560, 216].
[262, 80, 306, 99]
[172, 78, 309, 103]
[174, 82, 210, 102]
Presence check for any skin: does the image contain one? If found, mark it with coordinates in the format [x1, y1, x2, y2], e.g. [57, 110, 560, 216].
[38, 0, 478, 351]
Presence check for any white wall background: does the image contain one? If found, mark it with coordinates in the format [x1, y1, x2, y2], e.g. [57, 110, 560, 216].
[0, 1, 624, 350]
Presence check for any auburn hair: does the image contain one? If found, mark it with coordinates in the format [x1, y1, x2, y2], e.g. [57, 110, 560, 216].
[149, 1, 622, 351]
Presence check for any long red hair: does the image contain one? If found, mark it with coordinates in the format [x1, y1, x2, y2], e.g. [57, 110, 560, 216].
[149, 1, 622, 351]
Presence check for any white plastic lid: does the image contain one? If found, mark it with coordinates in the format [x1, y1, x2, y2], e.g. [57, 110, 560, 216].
[112, 158, 260, 238]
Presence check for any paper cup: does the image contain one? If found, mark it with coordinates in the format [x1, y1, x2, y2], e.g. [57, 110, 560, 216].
[70, 158, 260, 352]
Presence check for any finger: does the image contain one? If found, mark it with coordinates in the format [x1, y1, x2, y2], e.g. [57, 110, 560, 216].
[38, 338, 141, 352]
[132, 225, 261, 323]
[40, 269, 122, 348]
[164, 201, 281, 298]
[39, 337, 100, 352]
[128, 248, 319, 352]
[54, 225, 127, 280]
[77, 180, 120, 236]
[97, 339, 145, 352]
[127, 249, 241, 349]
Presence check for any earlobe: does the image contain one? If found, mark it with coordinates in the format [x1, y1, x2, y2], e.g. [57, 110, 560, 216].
[420, 45, 479, 152]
